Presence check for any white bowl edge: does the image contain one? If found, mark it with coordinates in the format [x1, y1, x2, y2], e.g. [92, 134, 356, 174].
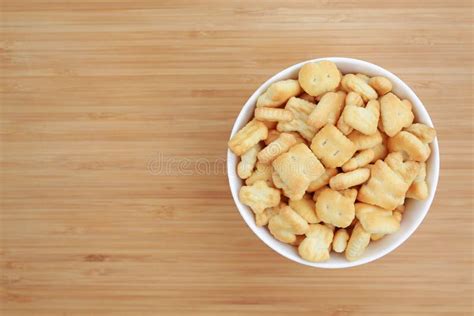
[227, 57, 440, 269]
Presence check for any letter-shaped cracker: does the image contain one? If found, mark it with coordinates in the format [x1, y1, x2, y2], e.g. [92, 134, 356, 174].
[355, 203, 400, 234]
[272, 143, 325, 200]
[345, 223, 371, 261]
[255, 108, 293, 122]
[239, 180, 280, 215]
[307, 91, 346, 129]
[237, 143, 262, 179]
[368, 76, 392, 96]
[298, 61, 342, 97]
[348, 130, 383, 151]
[228, 120, 268, 156]
[289, 194, 320, 224]
[337, 91, 365, 135]
[332, 228, 350, 253]
[277, 97, 317, 141]
[404, 123, 436, 143]
[257, 133, 301, 164]
[358, 158, 413, 210]
[342, 148, 374, 172]
[315, 188, 356, 228]
[380, 93, 414, 137]
[387, 131, 431, 162]
[256, 79, 302, 108]
[341, 74, 378, 102]
[245, 162, 273, 186]
[406, 162, 428, 200]
[310, 124, 357, 168]
[268, 205, 309, 244]
[307, 168, 338, 192]
[343, 100, 380, 135]
[329, 168, 370, 190]
[298, 224, 334, 262]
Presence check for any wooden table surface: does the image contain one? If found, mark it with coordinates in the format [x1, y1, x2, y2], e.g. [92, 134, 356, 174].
[1, 0, 473, 315]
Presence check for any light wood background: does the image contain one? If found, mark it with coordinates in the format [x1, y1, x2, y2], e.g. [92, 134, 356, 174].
[1, 0, 473, 315]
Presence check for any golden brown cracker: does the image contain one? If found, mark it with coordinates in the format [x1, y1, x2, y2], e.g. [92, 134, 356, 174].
[348, 130, 383, 150]
[387, 131, 431, 162]
[228, 120, 268, 156]
[310, 124, 357, 168]
[237, 143, 262, 179]
[298, 224, 334, 262]
[298, 60, 342, 97]
[289, 194, 320, 224]
[332, 228, 350, 253]
[368, 76, 392, 96]
[357, 160, 409, 210]
[343, 100, 380, 135]
[345, 223, 371, 261]
[355, 203, 400, 234]
[315, 187, 356, 228]
[257, 133, 299, 164]
[307, 91, 346, 129]
[277, 97, 317, 141]
[268, 205, 309, 244]
[255, 107, 293, 122]
[329, 168, 370, 190]
[404, 123, 436, 143]
[341, 74, 378, 102]
[406, 162, 428, 200]
[272, 143, 325, 200]
[384, 152, 420, 186]
[380, 93, 414, 137]
[239, 180, 281, 214]
[342, 148, 374, 172]
[256, 79, 302, 108]
[307, 168, 338, 192]
[245, 162, 273, 186]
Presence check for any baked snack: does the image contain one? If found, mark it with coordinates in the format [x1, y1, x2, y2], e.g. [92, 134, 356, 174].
[229, 60, 436, 263]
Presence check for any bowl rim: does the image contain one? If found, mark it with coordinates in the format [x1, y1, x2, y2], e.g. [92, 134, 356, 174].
[227, 57, 440, 268]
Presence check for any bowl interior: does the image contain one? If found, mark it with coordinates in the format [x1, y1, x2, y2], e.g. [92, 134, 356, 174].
[227, 57, 439, 268]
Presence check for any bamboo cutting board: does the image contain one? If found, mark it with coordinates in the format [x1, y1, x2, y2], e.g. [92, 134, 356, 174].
[1, 0, 473, 315]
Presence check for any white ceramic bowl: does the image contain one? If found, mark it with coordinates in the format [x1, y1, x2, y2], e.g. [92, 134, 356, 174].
[227, 57, 439, 268]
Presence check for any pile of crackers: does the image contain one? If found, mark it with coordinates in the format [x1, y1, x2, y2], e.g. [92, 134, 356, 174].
[228, 60, 436, 262]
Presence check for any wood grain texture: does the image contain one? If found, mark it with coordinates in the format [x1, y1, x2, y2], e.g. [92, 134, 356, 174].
[1, 0, 473, 315]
